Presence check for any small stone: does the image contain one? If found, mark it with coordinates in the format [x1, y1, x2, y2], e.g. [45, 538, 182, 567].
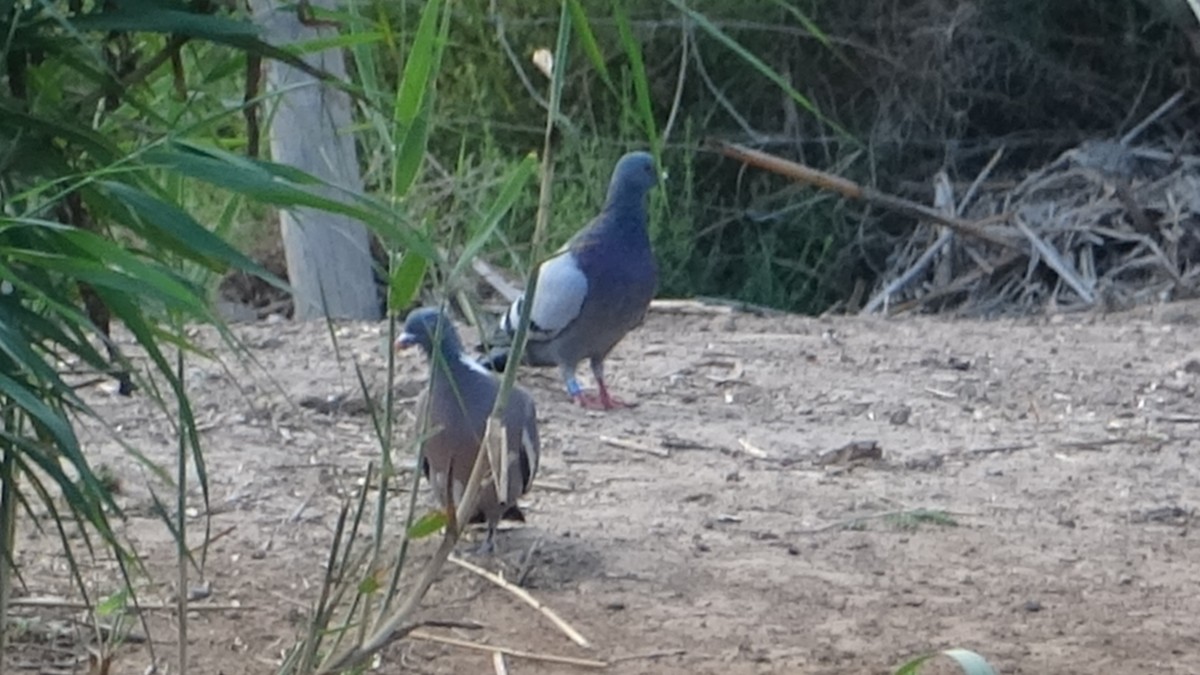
[187, 582, 212, 601]
[1023, 600, 1043, 612]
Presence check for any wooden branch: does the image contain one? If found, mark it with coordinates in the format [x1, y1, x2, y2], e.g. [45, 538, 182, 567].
[448, 555, 592, 648]
[862, 229, 953, 315]
[410, 630, 607, 669]
[1014, 218, 1095, 304]
[711, 140, 1018, 249]
[885, 250, 1023, 315]
[471, 257, 523, 302]
[599, 435, 671, 459]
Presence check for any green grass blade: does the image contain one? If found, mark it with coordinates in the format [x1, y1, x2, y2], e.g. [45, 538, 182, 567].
[896, 649, 998, 675]
[768, 0, 832, 49]
[451, 152, 539, 278]
[567, 0, 616, 95]
[392, 0, 442, 129]
[392, 94, 433, 197]
[4, 235, 207, 313]
[388, 252, 426, 315]
[390, 0, 447, 196]
[0, 375, 79, 472]
[284, 31, 385, 56]
[667, 0, 857, 143]
[145, 144, 434, 257]
[99, 181, 274, 279]
[614, 1, 659, 151]
[67, 2, 259, 38]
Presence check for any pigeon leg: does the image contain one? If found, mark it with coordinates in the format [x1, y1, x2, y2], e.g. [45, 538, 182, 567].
[561, 366, 593, 407]
[471, 524, 498, 556]
[582, 358, 632, 410]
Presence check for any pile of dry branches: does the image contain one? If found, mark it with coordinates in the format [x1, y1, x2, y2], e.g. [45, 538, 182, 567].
[717, 93, 1200, 317]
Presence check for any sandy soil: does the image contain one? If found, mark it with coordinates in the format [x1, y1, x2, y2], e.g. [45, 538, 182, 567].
[10, 302, 1200, 674]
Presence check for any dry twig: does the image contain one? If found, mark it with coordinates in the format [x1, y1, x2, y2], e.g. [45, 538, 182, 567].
[448, 555, 593, 648]
[599, 435, 671, 458]
[410, 630, 607, 669]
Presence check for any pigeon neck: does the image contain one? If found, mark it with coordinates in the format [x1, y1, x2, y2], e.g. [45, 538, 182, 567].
[600, 190, 649, 233]
[425, 333, 468, 372]
[429, 349, 478, 396]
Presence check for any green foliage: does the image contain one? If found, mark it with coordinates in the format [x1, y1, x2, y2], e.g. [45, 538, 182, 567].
[0, 0, 543, 670]
[405, 510, 449, 540]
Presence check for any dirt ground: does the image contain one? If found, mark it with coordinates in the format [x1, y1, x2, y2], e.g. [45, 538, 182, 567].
[11, 301, 1200, 674]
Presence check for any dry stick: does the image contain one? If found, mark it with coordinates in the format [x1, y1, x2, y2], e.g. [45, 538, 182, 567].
[515, 536, 543, 587]
[187, 524, 236, 557]
[712, 141, 1018, 249]
[962, 443, 1036, 457]
[1091, 225, 1184, 284]
[610, 648, 689, 663]
[1014, 217, 1095, 304]
[9, 597, 251, 612]
[493, 651, 510, 675]
[599, 435, 671, 459]
[531, 479, 573, 493]
[661, 19, 690, 146]
[958, 147, 1008, 215]
[861, 229, 954, 315]
[410, 630, 607, 669]
[1120, 90, 1186, 146]
[472, 257, 522, 303]
[796, 508, 973, 535]
[448, 555, 592, 648]
[1158, 414, 1200, 423]
[648, 298, 734, 315]
[1058, 436, 1170, 451]
[737, 437, 769, 459]
[886, 250, 1024, 315]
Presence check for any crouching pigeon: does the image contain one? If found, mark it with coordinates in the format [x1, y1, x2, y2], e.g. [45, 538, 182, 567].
[397, 307, 540, 552]
[481, 151, 660, 410]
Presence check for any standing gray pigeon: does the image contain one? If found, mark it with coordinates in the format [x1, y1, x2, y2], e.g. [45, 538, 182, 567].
[482, 151, 660, 409]
[397, 307, 540, 552]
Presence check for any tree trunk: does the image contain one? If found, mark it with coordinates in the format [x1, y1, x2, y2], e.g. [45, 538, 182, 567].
[250, 0, 380, 321]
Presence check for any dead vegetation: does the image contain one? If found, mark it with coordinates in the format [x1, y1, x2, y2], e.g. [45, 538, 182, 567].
[867, 95, 1200, 316]
[715, 90, 1200, 318]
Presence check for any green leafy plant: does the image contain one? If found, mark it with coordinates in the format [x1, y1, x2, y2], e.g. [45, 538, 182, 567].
[0, 1, 457, 671]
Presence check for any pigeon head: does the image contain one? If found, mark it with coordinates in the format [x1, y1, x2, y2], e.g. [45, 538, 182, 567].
[605, 151, 659, 208]
[396, 307, 463, 356]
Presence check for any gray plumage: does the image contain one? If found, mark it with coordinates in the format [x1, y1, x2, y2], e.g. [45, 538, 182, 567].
[482, 151, 660, 409]
[397, 307, 540, 550]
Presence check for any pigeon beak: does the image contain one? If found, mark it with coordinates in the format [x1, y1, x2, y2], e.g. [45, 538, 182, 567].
[395, 332, 418, 350]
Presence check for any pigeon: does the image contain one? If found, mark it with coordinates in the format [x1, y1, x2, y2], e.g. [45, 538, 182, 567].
[396, 307, 540, 552]
[482, 151, 660, 410]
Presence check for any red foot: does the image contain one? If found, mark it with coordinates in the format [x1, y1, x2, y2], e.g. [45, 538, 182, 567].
[571, 390, 633, 410]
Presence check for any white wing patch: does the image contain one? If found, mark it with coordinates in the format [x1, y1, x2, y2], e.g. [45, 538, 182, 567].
[459, 353, 495, 377]
[504, 251, 588, 341]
